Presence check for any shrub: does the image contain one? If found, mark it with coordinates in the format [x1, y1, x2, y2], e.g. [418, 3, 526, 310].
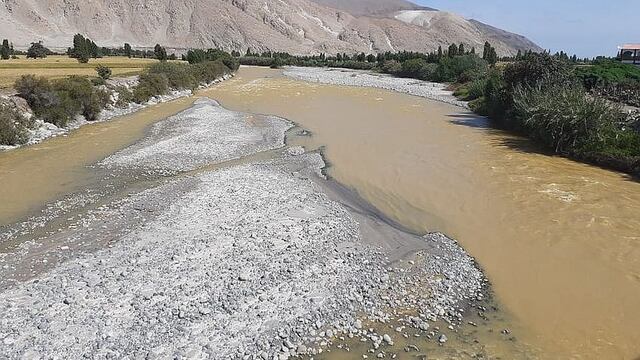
[434, 55, 488, 83]
[133, 73, 169, 103]
[239, 56, 274, 67]
[482, 69, 512, 123]
[189, 60, 232, 84]
[503, 53, 573, 89]
[15, 75, 109, 126]
[465, 78, 487, 101]
[381, 60, 402, 75]
[513, 84, 626, 153]
[96, 64, 112, 80]
[0, 99, 33, 145]
[147, 62, 198, 89]
[270, 57, 285, 69]
[26, 42, 50, 59]
[114, 86, 134, 107]
[399, 59, 437, 80]
[575, 59, 640, 90]
[14, 75, 55, 111]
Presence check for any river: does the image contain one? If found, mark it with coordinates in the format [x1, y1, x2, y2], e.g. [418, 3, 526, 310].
[201, 67, 640, 359]
[1, 66, 639, 359]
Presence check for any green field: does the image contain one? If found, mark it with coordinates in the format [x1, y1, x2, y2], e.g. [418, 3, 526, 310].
[0, 55, 161, 89]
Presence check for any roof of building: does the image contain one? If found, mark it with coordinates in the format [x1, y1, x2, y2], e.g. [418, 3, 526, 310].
[620, 44, 640, 50]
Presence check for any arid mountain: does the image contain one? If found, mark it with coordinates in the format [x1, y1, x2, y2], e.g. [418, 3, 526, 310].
[308, 0, 431, 16]
[0, 0, 541, 56]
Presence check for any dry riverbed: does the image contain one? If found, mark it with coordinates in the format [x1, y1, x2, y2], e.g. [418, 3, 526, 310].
[0, 97, 487, 359]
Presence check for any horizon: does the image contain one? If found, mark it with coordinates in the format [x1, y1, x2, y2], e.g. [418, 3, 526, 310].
[415, 0, 639, 58]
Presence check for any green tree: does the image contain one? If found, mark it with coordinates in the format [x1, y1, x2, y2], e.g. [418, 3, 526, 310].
[124, 43, 132, 58]
[516, 50, 523, 61]
[366, 54, 376, 63]
[88, 39, 101, 58]
[448, 43, 458, 58]
[26, 42, 49, 59]
[154, 44, 168, 61]
[0, 39, 10, 60]
[458, 43, 465, 55]
[71, 34, 90, 63]
[96, 64, 112, 80]
[483, 41, 492, 60]
[486, 46, 498, 65]
[437, 46, 443, 59]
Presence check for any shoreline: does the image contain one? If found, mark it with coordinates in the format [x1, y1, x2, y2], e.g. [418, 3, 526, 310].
[0, 97, 488, 359]
[283, 66, 469, 109]
[0, 74, 234, 152]
[283, 66, 640, 180]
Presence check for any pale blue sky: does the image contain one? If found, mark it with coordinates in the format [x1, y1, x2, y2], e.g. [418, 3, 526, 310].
[414, 0, 637, 58]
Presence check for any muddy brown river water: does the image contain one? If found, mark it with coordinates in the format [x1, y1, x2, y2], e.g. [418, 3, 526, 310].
[1, 66, 639, 359]
[201, 67, 640, 359]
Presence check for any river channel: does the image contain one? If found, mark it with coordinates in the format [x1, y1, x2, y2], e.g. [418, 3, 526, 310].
[1, 66, 639, 359]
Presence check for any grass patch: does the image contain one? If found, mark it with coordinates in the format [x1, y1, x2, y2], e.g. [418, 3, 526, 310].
[0, 55, 164, 89]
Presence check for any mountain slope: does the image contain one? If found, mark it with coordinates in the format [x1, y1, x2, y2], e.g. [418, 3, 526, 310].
[308, 0, 431, 16]
[0, 0, 541, 56]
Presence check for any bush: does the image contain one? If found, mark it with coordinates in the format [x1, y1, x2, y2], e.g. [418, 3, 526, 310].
[26, 42, 50, 59]
[133, 73, 169, 103]
[186, 48, 239, 70]
[147, 62, 198, 89]
[381, 60, 402, 75]
[114, 86, 134, 108]
[466, 78, 487, 100]
[14, 75, 108, 126]
[503, 53, 573, 89]
[434, 55, 488, 83]
[239, 56, 274, 67]
[96, 64, 112, 80]
[399, 59, 437, 80]
[270, 57, 285, 69]
[14, 75, 55, 111]
[575, 59, 640, 89]
[513, 84, 626, 153]
[0, 99, 33, 145]
[482, 69, 512, 122]
[53, 76, 109, 121]
[189, 60, 232, 84]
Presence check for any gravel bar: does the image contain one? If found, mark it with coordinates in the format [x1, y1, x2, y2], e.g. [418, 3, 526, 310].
[283, 67, 469, 109]
[0, 98, 484, 359]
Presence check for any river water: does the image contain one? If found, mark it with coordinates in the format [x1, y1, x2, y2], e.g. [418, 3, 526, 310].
[201, 67, 640, 359]
[1, 66, 639, 359]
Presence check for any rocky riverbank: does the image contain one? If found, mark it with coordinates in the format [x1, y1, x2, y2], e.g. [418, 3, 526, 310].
[0, 74, 233, 151]
[0, 98, 485, 359]
[283, 67, 469, 109]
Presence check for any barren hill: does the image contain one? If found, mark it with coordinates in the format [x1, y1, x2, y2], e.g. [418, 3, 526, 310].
[0, 0, 541, 56]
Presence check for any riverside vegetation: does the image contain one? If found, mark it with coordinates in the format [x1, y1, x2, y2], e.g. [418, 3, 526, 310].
[241, 44, 640, 177]
[0, 35, 239, 147]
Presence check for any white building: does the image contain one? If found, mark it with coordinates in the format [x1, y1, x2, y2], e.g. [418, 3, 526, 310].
[618, 44, 640, 65]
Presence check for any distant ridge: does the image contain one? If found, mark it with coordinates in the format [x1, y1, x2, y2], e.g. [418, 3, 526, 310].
[0, 0, 542, 56]
[308, 0, 433, 16]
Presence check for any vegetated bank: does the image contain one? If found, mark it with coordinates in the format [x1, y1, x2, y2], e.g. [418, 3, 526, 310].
[0, 34, 239, 148]
[240, 45, 640, 178]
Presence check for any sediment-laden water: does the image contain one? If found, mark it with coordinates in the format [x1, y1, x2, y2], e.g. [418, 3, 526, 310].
[1, 66, 639, 359]
[201, 67, 640, 359]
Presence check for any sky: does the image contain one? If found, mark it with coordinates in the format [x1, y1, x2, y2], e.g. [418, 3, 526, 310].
[414, 0, 638, 58]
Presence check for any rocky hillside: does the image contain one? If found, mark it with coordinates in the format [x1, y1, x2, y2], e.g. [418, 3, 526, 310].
[308, 0, 431, 16]
[0, 0, 541, 56]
